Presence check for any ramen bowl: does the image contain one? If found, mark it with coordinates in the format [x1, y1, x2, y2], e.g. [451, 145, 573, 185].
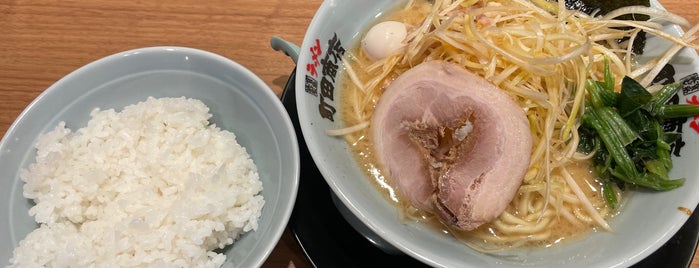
[0, 46, 300, 267]
[293, 1, 699, 267]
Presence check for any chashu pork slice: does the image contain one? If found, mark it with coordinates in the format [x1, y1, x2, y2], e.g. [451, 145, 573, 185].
[371, 60, 532, 231]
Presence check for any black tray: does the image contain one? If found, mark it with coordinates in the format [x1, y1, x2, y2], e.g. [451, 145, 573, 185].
[281, 69, 699, 268]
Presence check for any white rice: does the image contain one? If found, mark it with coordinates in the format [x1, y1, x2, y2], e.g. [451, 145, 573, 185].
[8, 97, 264, 268]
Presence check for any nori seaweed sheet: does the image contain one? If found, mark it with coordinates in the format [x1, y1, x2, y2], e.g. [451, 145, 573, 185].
[564, 0, 650, 18]
[564, 0, 651, 54]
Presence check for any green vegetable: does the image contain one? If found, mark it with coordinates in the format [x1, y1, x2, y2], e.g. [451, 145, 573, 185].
[581, 106, 640, 184]
[617, 76, 652, 117]
[587, 80, 617, 108]
[577, 62, 698, 208]
[601, 180, 619, 209]
[653, 104, 699, 119]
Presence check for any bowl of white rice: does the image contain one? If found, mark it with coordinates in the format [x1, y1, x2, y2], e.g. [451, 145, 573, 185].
[0, 46, 300, 267]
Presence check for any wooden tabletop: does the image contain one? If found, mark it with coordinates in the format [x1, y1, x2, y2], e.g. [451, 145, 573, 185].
[0, 1, 697, 267]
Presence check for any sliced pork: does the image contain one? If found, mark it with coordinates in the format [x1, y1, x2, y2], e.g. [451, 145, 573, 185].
[371, 61, 532, 231]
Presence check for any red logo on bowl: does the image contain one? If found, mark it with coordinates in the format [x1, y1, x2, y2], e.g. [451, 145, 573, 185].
[306, 39, 322, 78]
[687, 95, 699, 134]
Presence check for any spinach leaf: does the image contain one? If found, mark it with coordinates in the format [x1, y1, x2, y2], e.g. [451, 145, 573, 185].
[577, 73, 697, 208]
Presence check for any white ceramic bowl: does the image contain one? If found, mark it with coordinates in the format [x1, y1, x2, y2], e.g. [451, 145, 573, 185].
[0, 46, 300, 267]
[294, 1, 699, 267]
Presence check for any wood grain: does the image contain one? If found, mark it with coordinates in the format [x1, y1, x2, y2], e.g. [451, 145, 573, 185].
[0, 1, 696, 267]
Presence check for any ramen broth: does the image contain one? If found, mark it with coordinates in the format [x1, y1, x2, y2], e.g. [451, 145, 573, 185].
[340, 77, 615, 249]
[337, 0, 620, 250]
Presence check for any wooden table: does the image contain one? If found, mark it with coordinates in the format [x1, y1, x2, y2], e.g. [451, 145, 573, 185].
[0, 1, 696, 267]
